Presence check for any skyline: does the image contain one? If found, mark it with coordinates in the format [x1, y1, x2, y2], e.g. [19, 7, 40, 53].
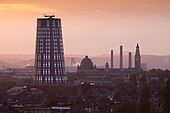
[0, 0, 170, 55]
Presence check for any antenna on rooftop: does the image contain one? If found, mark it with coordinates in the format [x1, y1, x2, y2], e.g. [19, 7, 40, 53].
[44, 14, 55, 18]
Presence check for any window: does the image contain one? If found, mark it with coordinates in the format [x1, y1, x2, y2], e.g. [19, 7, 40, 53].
[56, 77, 58, 82]
[48, 76, 51, 82]
[45, 76, 48, 83]
[48, 61, 50, 67]
[54, 55, 56, 60]
[47, 20, 50, 27]
[58, 69, 61, 75]
[51, 76, 53, 82]
[55, 70, 57, 75]
[39, 76, 42, 82]
[48, 54, 50, 60]
[57, 20, 61, 27]
[52, 20, 56, 27]
[48, 70, 50, 74]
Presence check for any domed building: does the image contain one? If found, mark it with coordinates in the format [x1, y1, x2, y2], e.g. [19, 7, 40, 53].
[77, 55, 95, 71]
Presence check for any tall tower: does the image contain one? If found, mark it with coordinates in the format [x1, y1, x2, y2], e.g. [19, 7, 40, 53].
[35, 15, 67, 83]
[135, 43, 141, 69]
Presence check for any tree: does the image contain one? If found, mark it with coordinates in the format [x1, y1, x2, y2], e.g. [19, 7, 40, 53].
[151, 107, 161, 113]
[113, 100, 138, 113]
[129, 75, 138, 90]
[163, 79, 170, 113]
[139, 83, 152, 113]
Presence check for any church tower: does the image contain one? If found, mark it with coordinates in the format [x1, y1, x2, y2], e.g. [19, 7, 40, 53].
[135, 43, 141, 69]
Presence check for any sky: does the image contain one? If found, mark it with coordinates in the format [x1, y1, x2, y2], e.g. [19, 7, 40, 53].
[0, 0, 170, 56]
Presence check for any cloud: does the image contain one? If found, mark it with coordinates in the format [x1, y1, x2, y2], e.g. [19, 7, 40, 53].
[0, 3, 56, 13]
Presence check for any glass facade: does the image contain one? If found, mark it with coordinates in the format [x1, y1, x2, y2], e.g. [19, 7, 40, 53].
[35, 16, 67, 83]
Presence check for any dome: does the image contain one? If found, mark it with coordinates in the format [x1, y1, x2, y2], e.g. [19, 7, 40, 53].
[80, 55, 94, 70]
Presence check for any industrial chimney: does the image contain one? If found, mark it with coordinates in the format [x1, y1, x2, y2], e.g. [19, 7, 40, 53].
[120, 45, 123, 69]
[111, 50, 113, 69]
[128, 52, 132, 68]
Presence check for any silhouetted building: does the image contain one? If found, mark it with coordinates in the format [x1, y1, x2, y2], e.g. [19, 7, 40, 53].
[105, 62, 109, 71]
[77, 55, 94, 70]
[35, 15, 67, 83]
[135, 43, 141, 69]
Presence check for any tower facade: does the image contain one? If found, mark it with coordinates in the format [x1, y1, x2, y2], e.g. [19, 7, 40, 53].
[35, 15, 67, 83]
[135, 43, 141, 69]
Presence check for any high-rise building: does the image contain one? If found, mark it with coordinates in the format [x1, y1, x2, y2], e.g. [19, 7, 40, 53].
[135, 43, 141, 69]
[35, 15, 67, 83]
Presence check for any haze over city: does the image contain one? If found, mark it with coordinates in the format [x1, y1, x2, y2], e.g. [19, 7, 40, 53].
[1, 1, 170, 113]
[0, 0, 170, 55]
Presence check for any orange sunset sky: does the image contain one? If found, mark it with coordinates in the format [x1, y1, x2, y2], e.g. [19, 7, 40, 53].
[0, 0, 170, 55]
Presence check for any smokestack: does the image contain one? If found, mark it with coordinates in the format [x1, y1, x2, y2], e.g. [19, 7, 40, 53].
[120, 45, 123, 69]
[128, 52, 132, 68]
[111, 50, 113, 69]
